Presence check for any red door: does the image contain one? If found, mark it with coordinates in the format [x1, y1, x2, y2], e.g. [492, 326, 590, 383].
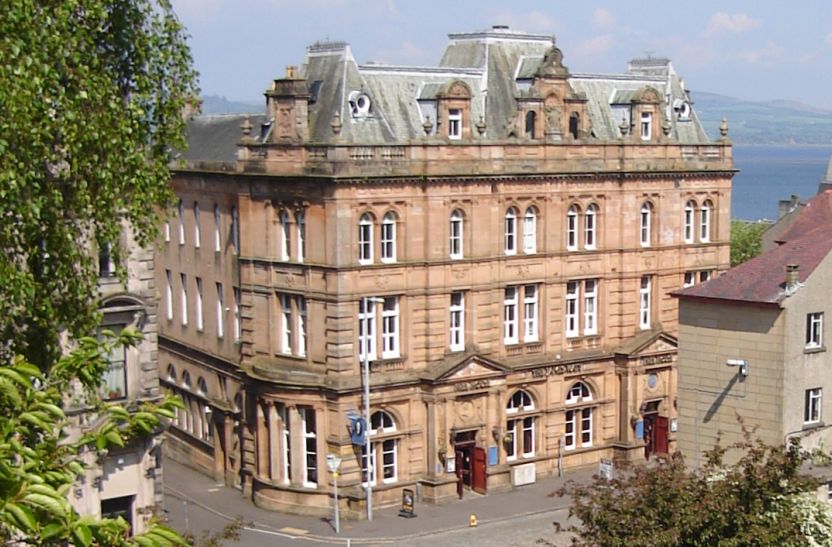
[654, 416, 669, 455]
[472, 447, 487, 494]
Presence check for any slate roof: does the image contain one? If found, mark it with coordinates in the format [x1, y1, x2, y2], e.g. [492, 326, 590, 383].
[675, 190, 832, 305]
[182, 114, 265, 163]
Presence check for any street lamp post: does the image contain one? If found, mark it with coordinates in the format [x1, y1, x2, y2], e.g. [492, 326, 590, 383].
[326, 454, 342, 534]
[362, 296, 384, 521]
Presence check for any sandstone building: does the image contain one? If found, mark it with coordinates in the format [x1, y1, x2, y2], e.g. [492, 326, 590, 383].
[159, 26, 732, 517]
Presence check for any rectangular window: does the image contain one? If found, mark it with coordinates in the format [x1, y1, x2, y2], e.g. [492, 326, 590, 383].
[382, 439, 397, 483]
[523, 211, 536, 254]
[278, 404, 291, 484]
[358, 217, 373, 264]
[565, 410, 576, 450]
[361, 444, 377, 486]
[640, 112, 652, 140]
[565, 281, 578, 338]
[805, 388, 822, 424]
[684, 205, 694, 243]
[581, 408, 593, 446]
[280, 294, 293, 355]
[165, 270, 173, 320]
[98, 243, 116, 278]
[231, 207, 239, 255]
[214, 205, 221, 252]
[448, 108, 461, 139]
[523, 285, 538, 342]
[100, 325, 127, 400]
[381, 217, 396, 263]
[297, 213, 306, 263]
[522, 416, 535, 458]
[300, 407, 317, 487]
[449, 212, 463, 259]
[700, 204, 711, 242]
[297, 298, 307, 357]
[179, 200, 186, 245]
[807, 312, 824, 349]
[449, 292, 465, 352]
[506, 419, 517, 460]
[180, 274, 188, 326]
[164, 221, 170, 243]
[567, 209, 578, 251]
[683, 271, 695, 288]
[233, 288, 242, 341]
[194, 203, 201, 249]
[584, 280, 597, 335]
[503, 287, 518, 344]
[359, 299, 377, 361]
[195, 277, 204, 331]
[216, 283, 224, 338]
[381, 297, 400, 359]
[504, 210, 517, 255]
[639, 276, 652, 330]
[699, 270, 711, 283]
[279, 213, 290, 261]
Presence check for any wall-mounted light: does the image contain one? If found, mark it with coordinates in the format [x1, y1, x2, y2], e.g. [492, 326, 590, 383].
[726, 359, 748, 377]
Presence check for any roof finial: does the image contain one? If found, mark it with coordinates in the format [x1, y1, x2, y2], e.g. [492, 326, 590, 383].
[719, 117, 729, 140]
[331, 111, 342, 135]
[619, 116, 629, 137]
[422, 115, 433, 136]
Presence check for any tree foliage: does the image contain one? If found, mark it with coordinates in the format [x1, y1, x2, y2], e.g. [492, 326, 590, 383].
[0, 0, 198, 367]
[558, 432, 832, 546]
[731, 220, 769, 267]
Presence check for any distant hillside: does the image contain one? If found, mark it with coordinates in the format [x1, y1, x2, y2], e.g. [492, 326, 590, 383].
[200, 92, 832, 146]
[694, 91, 832, 145]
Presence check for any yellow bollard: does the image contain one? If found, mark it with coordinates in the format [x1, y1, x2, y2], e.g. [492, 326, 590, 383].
[469, 514, 478, 527]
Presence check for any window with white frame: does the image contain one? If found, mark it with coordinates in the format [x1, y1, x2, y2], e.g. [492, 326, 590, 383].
[214, 204, 221, 252]
[299, 407, 317, 487]
[684, 201, 695, 244]
[700, 200, 712, 242]
[639, 276, 652, 330]
[683, 271, 695, 288]
[98, 242, 116, 278]
[564, 381, 594, 450]
[358, 298, 377, 361]
[233, 288, 241, 341]
[359, 213, 373, 264]
[296, 211, 306, 263]
[448, 108, 462, 139]
[298, 298, 307, 357]
[381, 212, 397, 263]
[165, 270, 173, 320]
[231, 207, 239, 255]
[807, 312, 824, 349]
[699, 270, 711, 283]
[279, 210, 290, 261]
[280, 294, 293, 355]
[449, 209, 463, 259]
[180, 274, 188, 326]
[506, 390, 535, 461]
[100, 324, 127, 400]
[584, 279, 598, 335]
[567, 205, 579, 251]
[523, 285, 539, 342]
[381, 297, 400, 358]
[504, 207, 518, 255]
[503, 287, 519, 344]
[640, 202, 653, 247]
[566, 280, 599, 337]
[585, 204, 598, 249]
[195, 277, 204, 331]
[193, 203, 201, 248]
[805, 388, 822, 424]
[362, 411, 399, 486]
[565, 281, 579, 337]
[523, 207, 537, 254]
[449, 292, 465, 351]
[164, 219, 170, 243]
[216, 283, 224, 338]
[640, 111, 652, 140]
[277, 294, 307, 357]
[178, 199, 185, 245]
[278, 404, 291, 484]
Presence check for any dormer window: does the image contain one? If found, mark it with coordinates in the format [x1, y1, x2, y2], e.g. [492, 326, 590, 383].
[349, 92, 372, 118]
[525, 111, 536, 139]
[448, 109, 462, 140]
[640, 112, 652, 140]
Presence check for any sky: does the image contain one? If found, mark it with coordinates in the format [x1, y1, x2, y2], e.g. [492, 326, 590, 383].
[171, 0, 832, 109]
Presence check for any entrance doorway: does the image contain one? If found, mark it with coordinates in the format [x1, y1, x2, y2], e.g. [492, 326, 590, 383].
[453, 431, 487, 498]
[644, 412, 669, 459]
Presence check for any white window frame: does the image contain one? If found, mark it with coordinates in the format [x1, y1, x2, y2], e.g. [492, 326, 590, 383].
[584, 279, 598, 335]
[700, 201, 711, 243]
[449, 210, 463, 259]
[580, 407, 593, 447]
[504, 207, 518, 255]
[503, 287, 519, 344]
[567, 205, 578, 251]
[639, 276, 652, 330]
[381, 212, 397, 263]
[640, 203, 652, 247]
[448, 108, 462, 140]
[565, 410, 576, 450]
[449, 292, 465, 351]
[566, 381, 592, 404]
[806, 388, 822, 425]
[699, 271, 711, 283]
[565, 281, 579, 338]
[683, 271, 695, 288]
[279, 210, 290, 261]
[522, 416, 535, 458]
[523, 207, 537, 254]
[180, 273, 188, 326]
[359, 213, 373, 265]
[278, 404, 291, 485]
[640, 111, 652, 141]
[359, 299, 377, 361]
[231, 207, 239, 255]
[214, 204, 221, 252]
[164, 220, 170, 243]
[165, 270, 173, 320]
[584, 204, 597, 250]
[233, 288, 242, 341]
[300, 407, 317, 487]
[280, 294, 293, 355]
[195, 277, 204, 331]
[297, 211, 306, 263]
[216, 282, 224, 338]
[507, 390, 534, 413]
[381, 297, 400, 359]
[193, 202, 201, 249]
[807, 312, 824, 349]
[178, 200, 185, 245]
[298, 298, 307, 357]
[684, 201, 694, 244]
[523, 284, 539, 342]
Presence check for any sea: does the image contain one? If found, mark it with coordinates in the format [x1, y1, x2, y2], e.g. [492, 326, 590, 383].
[731, 145, 832, 221]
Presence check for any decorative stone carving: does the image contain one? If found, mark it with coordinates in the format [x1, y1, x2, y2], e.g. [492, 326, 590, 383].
[536, 47, 570, 77]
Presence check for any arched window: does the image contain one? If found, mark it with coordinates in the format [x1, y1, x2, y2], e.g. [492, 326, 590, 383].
[569, 113, 580, 139]
[525, 111, 536, 139]
[700, 200, 712, 243]
[178, 199, 185, 245]
[358, 213, 374, 264]
[193, 202, 201, 248]
[564, 381, 594, 451]
[567, 205, 579, 251]
[640, 202, 653, 247]
[505, 390, 535, 461]
[213, 204, 221, 252]
[684, 201, 695, 244]
[181, 371, 192, 390]
[166, 364, 176, 382]
[197, 377, 208, 396]
[504, 207, 518, 255]
[523, 207, 537, 254]
[584, 204, 598, 249]
[381, 212, 397, 263]
[449, 209, 464, 259]
[296, 211, 306, 263]
[363, 411, 399, 486]
[279, 210, 290, 261]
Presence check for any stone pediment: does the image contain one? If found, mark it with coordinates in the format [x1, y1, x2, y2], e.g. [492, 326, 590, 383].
[614, 328, 678, 358]
[424, 353, 509, 383]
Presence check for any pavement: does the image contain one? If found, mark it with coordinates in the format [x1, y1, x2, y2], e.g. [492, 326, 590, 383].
[161, 457, 596, 545]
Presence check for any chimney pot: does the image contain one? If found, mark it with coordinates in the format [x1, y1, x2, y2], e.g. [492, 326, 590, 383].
[786, 264, 799, 289]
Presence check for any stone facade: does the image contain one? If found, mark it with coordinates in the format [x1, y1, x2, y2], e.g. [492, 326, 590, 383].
[159, 27, 732, 518]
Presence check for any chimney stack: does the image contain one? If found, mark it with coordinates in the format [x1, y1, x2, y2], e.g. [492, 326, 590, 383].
[785, 264, 799, 290]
